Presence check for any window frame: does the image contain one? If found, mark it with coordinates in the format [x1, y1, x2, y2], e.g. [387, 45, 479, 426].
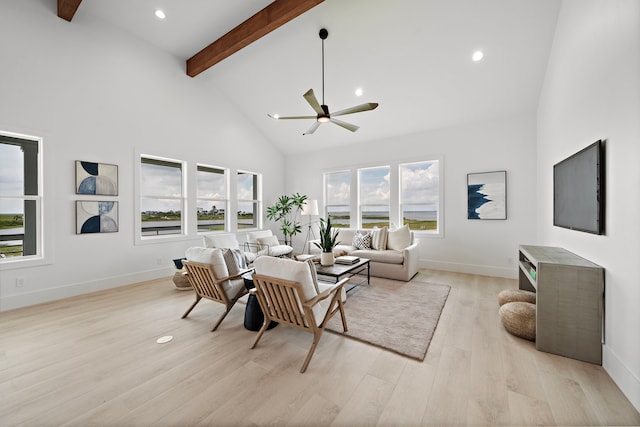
[236, 169, 262, 231]
[196, 164, 229, 234]
[324, 170, 352, 228]
[399, 159, 443, 237]
[136, 153, 187, 244]
[323, 156, 443, 238]
[0, 130, 45, 267]
[358, 165, 391, 229]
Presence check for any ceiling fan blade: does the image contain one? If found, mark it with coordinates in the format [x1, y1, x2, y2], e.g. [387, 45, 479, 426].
[330, 118, 359, 132]
[331, 103, 379, 117]
[303, 121, 321, 135]
[268, 113, 316, 120]
[303, 89, 325, 115]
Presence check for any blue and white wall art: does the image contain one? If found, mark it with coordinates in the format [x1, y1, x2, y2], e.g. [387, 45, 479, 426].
[76, 161, 118, 195]
[76, 201, 119, 234]
[467, 171, 507, 220]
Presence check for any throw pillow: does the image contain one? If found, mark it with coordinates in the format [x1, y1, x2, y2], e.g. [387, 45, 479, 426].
[185, 247, 229, 279]
[257, 235, 280, 250]
[352, 232, 372, 250]
[222, 248, 245, 276]
[370, 226, 388, 250]
[387, 225, 411, 250]
[305, 258, 321, 294]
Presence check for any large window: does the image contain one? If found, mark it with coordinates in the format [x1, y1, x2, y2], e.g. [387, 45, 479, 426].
[323, 158, 442, 235]
[400, 160, 440, 233]
[0, 132, 41, 259]
[197, 165, 227, 232]
[237, 170, 261, 230]
[140, 156, 185, 237]
[358, 166, 390, 229]
[325, 170, 351, 228]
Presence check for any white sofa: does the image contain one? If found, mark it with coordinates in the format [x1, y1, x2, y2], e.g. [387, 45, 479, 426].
[309, 226, 419, 281]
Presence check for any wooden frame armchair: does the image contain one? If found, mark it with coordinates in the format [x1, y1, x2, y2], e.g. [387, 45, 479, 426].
[249, 256, 348, 373]
[182, 259, 249, 331]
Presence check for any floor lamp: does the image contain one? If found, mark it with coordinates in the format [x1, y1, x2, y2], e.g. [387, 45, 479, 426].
[300, 200, 319, 254]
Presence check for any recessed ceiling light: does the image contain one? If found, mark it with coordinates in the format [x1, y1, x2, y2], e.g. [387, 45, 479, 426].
[472, 50, 484, 62]
[155, 9, 166, 20]
[355, 88, 363, 96]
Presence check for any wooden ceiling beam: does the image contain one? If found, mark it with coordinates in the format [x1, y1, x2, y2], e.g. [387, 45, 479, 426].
[57, 0, 83, 22]
[186, 0, 324, 77]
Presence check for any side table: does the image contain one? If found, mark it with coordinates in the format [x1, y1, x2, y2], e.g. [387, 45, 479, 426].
[242, 272, 278, 332]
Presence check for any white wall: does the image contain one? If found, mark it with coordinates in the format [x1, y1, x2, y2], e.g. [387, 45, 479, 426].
[537, 0, 640, 411]
[0, 1, 285, 310]
[285, 114, 538, 278]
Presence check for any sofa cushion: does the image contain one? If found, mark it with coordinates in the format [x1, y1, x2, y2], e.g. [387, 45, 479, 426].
[387, 225, 411, 250]
[351, 249, 404, 264]
[352, 232, 372, 250]
[335, 229, 356, 247]
[370, 226, 388, 250]
[257, 235, 280, 250]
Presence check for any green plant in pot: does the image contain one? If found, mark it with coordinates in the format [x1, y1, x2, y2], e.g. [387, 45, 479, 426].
[266, 193, 308, 246]
[314, 217, 340, 266]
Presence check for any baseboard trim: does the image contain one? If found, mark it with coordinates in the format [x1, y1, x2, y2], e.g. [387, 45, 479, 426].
[420, 259, 517, 279]
[0, 267, 174, 311]
[603, 345, 640, 413]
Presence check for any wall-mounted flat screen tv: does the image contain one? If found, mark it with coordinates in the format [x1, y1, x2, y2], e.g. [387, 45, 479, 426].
[553, 140, 605, 234]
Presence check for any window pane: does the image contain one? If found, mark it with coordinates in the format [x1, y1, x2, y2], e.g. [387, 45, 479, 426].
[361, 205, 390, 229]
[237, 201, 257, 229]
[400, 161, 439, 232]
[1, 135, 40, 259]
[141, 160, 182, 198]
[140, 156, 183, 237]
[326, 171, 350, 205]
[197, 200, 225, 231]
[359, 166, 390, 204]
[327, 206, 350, 228]
[140, 198, 181, 236]
[197, 166, 226, 232]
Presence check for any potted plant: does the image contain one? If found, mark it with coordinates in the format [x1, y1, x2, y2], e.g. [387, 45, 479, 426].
[313, 217, 340, 266]
[266, 193, 308, 246]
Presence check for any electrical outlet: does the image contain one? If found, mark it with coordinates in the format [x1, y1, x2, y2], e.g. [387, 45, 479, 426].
[508, 257, 514, 265]
[15, 277, 24, 287]
[156, 257, 163, 265]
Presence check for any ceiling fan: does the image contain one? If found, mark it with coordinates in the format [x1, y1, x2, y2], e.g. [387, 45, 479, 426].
[268, 28, 379, 135]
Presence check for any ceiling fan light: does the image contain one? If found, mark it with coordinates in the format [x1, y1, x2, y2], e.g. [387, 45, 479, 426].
[318, 116, 330, 123]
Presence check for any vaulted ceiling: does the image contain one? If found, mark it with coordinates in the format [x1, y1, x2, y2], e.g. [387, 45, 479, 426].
[58, 0, 561, 154]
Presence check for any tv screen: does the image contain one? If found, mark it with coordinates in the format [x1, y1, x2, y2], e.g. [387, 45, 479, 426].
[553, 140, 604, 234]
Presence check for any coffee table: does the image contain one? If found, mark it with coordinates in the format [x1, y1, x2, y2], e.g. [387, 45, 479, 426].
[314, 258, 370, 292]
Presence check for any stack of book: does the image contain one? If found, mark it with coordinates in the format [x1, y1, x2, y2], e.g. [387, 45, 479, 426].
[335, 255, 360, 265]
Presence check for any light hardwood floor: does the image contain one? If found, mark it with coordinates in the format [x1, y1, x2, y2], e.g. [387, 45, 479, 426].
[1, 269, 639, 426]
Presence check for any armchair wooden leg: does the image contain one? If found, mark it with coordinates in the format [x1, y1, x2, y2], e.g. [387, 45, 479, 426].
[338, 300, 348, 332]
[211, 307, 232, 332]
[251, 321, 269, 349]
[300, 333, 322, 373]
[182, 296, 202, 319]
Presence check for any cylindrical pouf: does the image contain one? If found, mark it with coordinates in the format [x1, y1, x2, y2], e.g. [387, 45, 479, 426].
[498, 289, 536, 306]
[172, 271, 192, 290]
[499, 301, 536, 341]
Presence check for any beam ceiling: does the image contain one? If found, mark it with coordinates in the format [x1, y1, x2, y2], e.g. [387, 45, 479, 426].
[186, 0, 324, 78]
[57, 0, 83, 22]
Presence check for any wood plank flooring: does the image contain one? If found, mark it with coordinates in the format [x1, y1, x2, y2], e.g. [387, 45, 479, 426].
[1, 269, 639, 426]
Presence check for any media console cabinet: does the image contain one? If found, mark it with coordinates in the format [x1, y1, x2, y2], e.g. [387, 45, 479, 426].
[518, 245, 604, 364]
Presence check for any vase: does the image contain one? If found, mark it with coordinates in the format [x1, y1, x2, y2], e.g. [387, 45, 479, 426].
[320, 251, 334, 266]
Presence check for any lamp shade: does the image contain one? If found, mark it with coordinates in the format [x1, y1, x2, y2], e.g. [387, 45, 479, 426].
[301, 199, 319, 216]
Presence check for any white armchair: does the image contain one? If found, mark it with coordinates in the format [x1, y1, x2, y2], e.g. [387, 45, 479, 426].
[202, 232, 257, 264]
[245, 230, 293, 258]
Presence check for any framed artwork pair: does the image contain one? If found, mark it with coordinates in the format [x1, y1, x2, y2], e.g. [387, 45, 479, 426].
[75, 161, 119, 234]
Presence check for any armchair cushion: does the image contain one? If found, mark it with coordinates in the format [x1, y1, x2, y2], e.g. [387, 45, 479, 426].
[257, 235, 280, 250]
[185, 247, 244, 297]
[222, 248, 247, 275]
[202, 233, 240, 250]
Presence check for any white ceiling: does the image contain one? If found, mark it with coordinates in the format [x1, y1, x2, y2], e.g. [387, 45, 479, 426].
[77, 0, 561, 155]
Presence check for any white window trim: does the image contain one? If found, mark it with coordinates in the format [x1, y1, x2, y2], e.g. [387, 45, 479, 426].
[0, 130, 49, 269]
[358, 165, 391, 229]
[399, 157, 444, 238]
[236, 169, 262, 231]
[196, 163, 229, 234]
[323, 169, 351, 227]
[135, 152, 189, 245]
